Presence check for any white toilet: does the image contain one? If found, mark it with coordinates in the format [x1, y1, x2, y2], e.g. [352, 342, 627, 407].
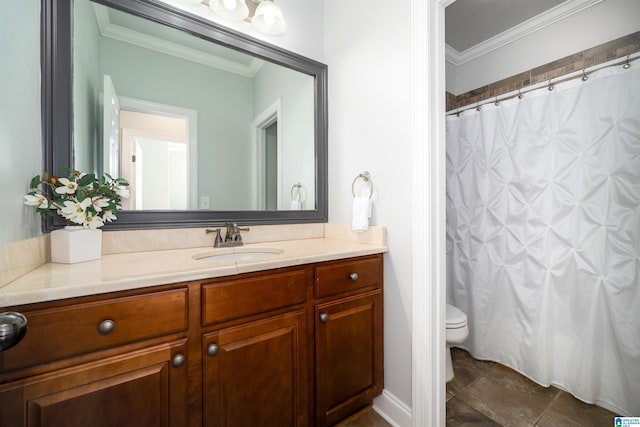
[446, 303, 469, 382]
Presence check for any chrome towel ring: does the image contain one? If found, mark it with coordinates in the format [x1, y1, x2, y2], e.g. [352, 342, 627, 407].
[291, 182, 305, 201]
[352, 171, 373, 199]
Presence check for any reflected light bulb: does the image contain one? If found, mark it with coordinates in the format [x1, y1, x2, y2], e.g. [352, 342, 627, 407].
[263, 9, 276, 26]
[222, 0, 236, 10]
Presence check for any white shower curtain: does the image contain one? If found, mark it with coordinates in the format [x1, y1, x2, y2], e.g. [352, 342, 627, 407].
[446, 63, 640, 415]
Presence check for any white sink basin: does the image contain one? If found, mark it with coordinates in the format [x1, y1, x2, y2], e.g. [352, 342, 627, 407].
[193, 248, 283, 262]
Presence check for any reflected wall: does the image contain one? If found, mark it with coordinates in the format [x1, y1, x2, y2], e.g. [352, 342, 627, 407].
[73, 0, 316, 212]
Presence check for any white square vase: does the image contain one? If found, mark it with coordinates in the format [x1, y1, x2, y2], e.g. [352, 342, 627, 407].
[50, 226, 102, 264]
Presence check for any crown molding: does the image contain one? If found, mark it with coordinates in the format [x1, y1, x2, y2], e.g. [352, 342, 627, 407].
[92, 3, 262, 78]
[446, 0, 604, 66]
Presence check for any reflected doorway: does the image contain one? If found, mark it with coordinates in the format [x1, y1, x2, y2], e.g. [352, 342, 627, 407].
[119, 110, 191, 210]
[101, 76, 198, 210]
[252, 98, 283, 210]
[264, 121, 278, 210]
[118, 102, 197, 210]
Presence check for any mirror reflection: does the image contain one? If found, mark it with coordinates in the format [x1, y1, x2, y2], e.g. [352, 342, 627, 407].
[73, 0, 316, 211]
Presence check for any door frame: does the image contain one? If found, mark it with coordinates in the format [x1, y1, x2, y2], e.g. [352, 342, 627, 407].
[251, 98, 283, 210]
[118, 96, 199, 209]
[410, 0, 450, 426]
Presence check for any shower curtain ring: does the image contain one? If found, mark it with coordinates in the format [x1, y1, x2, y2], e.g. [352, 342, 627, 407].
[494, 97, 500, 106]
[518, 89, 523, 99]
[581, 69, 589, 81]
[622, 54, 631, 69]
[547, 79, 554, 91]
[476, 102, 481, 111]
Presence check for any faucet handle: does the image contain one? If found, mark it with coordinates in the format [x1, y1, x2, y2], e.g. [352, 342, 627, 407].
[228, 224, 249, 242]
[224, 223, 236, 241]
[206, 228, 223, 247]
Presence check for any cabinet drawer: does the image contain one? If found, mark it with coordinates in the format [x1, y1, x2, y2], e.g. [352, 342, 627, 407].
[202, 270, 306, 326]
[1, 288, 188, 372]
[314, 256, 382, 298]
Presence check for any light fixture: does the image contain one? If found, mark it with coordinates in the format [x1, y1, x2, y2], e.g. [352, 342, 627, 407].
[208, 0, 287, 35]
[251, 1, 287, 35]
[209, 0, 250, 22]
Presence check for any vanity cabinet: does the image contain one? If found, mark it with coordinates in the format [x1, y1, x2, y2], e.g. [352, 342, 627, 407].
[0, 286, 190, 427]
[0, 340, 188, 426]
[200, 269, 308, 427]
[0, 254, 383, 427]
[314, 258, 384, 427]
[202, 310, 307, 427]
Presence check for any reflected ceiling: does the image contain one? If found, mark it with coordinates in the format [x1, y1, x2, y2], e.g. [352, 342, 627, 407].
[97, 4, 259, 73]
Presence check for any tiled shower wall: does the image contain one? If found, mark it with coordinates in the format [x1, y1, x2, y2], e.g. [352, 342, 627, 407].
[447, 31, 640, 111]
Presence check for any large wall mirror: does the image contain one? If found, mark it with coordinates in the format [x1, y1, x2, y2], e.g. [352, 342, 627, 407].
[43, 0, 327, 231]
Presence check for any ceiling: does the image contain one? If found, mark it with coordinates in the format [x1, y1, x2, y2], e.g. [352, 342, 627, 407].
[94, 3, 264, 78]
[445, 0, 565, 52]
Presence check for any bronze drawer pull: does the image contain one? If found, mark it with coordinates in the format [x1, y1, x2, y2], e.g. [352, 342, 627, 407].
[97, 319, 115, 336]
[172, 353, 185, 368]
[207, 344, 220, 357]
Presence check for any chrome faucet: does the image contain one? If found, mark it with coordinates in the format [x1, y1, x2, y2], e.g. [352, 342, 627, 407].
[206, 223, 249, 248]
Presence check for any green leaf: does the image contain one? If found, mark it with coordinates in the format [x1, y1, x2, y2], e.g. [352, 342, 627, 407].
[76, 189, 86, 201]
[78, 173, 95, 187]
[30, 175, 41, 189]
[37, 208, 53, 218]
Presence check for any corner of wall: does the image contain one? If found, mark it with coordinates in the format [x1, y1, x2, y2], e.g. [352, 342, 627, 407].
[0, 235, 49, 289]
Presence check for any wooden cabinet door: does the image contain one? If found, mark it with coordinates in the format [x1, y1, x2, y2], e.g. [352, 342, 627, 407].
[315, 290, 383, 427]
[0, 340, 187, 427]
[203, 310, 307, 427]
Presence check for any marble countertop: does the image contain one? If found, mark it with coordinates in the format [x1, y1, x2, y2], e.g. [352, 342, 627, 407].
[0, 237, 387, 307]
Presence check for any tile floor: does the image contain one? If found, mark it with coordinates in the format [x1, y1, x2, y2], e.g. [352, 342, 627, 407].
[446, 348, 618, 426]
[336, 347, 619, 427]
[335, 406, 391, 427]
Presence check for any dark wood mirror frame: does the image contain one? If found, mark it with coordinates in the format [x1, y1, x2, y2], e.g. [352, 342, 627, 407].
[41, 0, 328, 232]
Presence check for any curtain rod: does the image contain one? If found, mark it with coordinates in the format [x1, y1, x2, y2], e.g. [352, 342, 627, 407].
[446, 52, 640, 117]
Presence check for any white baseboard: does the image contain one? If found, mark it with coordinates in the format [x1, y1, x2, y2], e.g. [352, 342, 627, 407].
[372, 389, 412, 427]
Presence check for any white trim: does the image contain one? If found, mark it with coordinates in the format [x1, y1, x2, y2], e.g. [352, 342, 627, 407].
[373, 390, 412, 427]
[445, 0, 604, 65]
[411, 0, 447, 426]
[251, 98, 283, 210]
[102, 75, 121, 179]
[92, 3, 262, 78]
[119, 96, 199, 210]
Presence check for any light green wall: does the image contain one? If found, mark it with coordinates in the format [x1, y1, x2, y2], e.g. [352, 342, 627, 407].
[99, 37, 255, 210]
[73, 0, 102, 173]
[254, 63, 315, 209]
[0, 0, 42, 245]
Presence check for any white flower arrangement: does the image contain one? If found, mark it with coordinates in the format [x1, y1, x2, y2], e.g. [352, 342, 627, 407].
[25, 168, 129, 229]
